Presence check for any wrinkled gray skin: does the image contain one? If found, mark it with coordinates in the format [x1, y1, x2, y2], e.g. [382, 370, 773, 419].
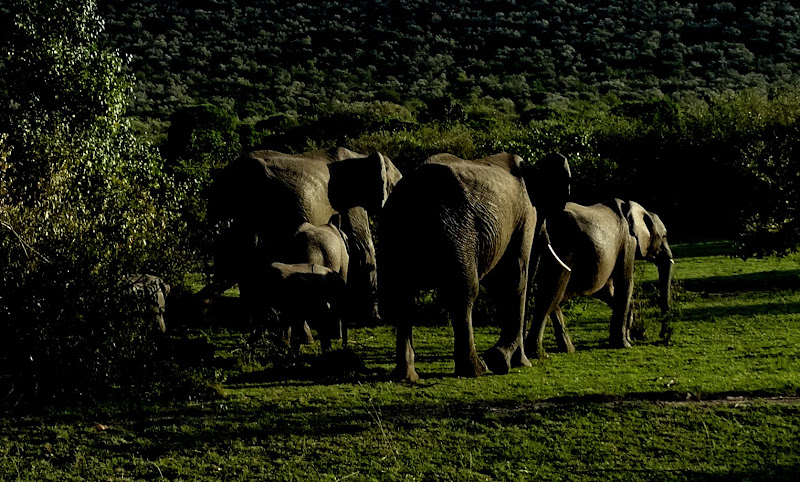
[287, 221, 350, 345]
[340, 207, 380, 323]
[256, 262, 347, 353]
[121, 274, 170, 332]
[290, 221, 350, 282]
[202, 147, 401, 331]
[379, 152, 571, 381]
[525, 199, 674, 358]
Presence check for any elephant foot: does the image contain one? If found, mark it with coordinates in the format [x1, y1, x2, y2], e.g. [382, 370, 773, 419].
[392, 364, 419, 382]
[525, 341, 549, 360]
[611, 339, 633, 349]
[482, 347, 511, 375]
[455, 355, 488, 378]
[511, 347, 532, 368]
[554, 340, 576, 354]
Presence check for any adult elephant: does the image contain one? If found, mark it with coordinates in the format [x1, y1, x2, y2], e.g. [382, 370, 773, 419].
[525, 199, 674, 359]
[202, 147, 401, 327]
[379, 152, 571, 381]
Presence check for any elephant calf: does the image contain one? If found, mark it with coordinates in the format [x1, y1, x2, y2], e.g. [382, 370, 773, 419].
[120, 274, 170, 332]
[290, 221, 349, 282]
[288, 220, 350, 345]
[254, 262, 347, 353]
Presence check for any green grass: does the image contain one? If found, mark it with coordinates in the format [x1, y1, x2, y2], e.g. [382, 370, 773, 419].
[2, 241, 800, 481]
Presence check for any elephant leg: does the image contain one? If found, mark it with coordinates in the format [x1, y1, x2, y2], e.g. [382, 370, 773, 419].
[525, 301, 551, 360]
[551, 307, 575, 353]
[525, 264, 571, 359]
[387, 288, 419, 381]
[625, 310, 635, 345]
[289, 320, 314, 351]
[593, 284, 613, 306]
[442, 274, 487, 378]
[483, 275, 531, 374]
[302, 321, 315, 344]
[368, 269, 381, 324]
[319, 331, 332, 352]
[452, 300, 487, 378]
[609, 241, 636, 348]
[239, 278, 266, 336]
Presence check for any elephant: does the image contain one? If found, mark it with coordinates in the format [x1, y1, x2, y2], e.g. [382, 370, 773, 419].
[253, 262, 347, 354]
[525, 199, 674, 358]
[201, 147, 401, 331]
[379, 152, 571, 381]
[286, 220, 350, 345]
[290, 220, 350, 282]
[120, 274, 170, 332]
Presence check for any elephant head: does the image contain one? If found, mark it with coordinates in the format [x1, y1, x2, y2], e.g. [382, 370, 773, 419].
[326, 151, 392, 214]
[523, 153, 573, 275]
[524, 153, 572, 230]
[625, 200, 674, 314]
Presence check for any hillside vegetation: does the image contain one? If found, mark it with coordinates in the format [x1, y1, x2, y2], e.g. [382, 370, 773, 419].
[88, 0, 800, 121]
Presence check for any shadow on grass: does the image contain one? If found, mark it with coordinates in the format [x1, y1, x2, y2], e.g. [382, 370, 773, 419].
[27, 388, 798, 454]
[3, 384, 799, 481]
[679, 269, 800, 294]
[224, 352, 458, 388]
[679, 299, 800, 322]
[671, 240, 738, 258]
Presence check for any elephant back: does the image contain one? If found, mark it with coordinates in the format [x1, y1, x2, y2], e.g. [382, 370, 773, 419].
[382, 153, 533, 282]
[291, 222, 349, 279]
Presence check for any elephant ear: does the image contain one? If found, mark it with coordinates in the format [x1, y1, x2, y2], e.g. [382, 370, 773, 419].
[626, 201, 655, 258]
[383, 155, 403, 197]
[327, 152, 389, 213]
[525, 153, 571, 221]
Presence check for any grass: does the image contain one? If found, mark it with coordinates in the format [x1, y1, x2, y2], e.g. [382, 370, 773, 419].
[2, 241, 800, 480]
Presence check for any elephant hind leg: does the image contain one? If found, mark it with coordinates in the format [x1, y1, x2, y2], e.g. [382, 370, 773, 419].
[442, 277, 487, 378]
[385, 287, 420, 381]
[483, 280, 531, 373]
[551, 307, 575, 353]
[525, 265, 571, 359]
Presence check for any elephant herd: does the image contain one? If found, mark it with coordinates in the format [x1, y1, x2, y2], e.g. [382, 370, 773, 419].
[193, 147, 673, 381]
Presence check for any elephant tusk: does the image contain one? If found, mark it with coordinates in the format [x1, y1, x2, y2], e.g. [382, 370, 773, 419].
[548, 243, 571, 272]
[670, 259, 675, 264]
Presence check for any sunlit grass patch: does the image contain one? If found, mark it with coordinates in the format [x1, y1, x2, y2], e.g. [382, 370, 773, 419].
[2, 241, 800, 480]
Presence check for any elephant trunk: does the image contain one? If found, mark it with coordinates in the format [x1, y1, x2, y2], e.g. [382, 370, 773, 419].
[657, 248, 674, 315]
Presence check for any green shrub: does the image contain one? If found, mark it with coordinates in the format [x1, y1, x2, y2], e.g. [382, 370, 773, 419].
[0, 0, 197, 403]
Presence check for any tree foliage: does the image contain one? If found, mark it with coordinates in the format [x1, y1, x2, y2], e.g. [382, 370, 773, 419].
[0, 0, 195, 403]
[64, 0, 800, 123]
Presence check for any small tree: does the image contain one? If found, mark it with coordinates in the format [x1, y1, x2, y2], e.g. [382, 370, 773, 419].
[0, 0, 194, 402]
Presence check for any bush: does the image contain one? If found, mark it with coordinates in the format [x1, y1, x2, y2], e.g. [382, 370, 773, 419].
[0, 0, 197, 403]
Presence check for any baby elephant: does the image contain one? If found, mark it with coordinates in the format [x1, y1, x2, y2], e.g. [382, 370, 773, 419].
[120, 274, 170, 332]
[259, 262, 347, 353]
[290, 221, 349, 282]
